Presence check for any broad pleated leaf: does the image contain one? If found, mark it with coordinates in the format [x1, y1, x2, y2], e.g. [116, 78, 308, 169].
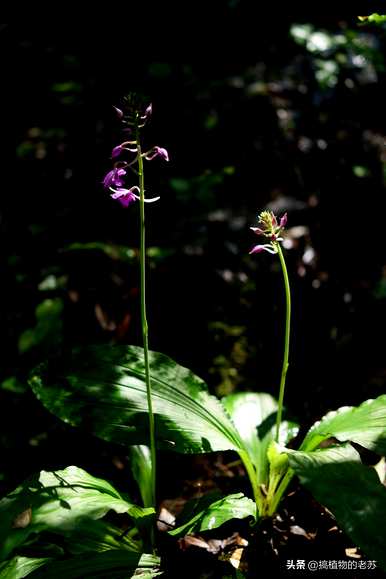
[27, 552, 161, 578]
[299, 395, 386, 454]
[287, 444, 386, 569]
[0, 466, 151, 560]
[63, 519, 141, 554]
[0, 557, 51, 579]
[169, 492, 256, 538]
[30, 346, 244, 454]
[222, 393, 299, 484]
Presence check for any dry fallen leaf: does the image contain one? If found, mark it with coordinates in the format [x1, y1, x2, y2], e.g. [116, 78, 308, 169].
[219, 534, 248, 569]
[12, 508, 32, 529]
[178, 531, 248, 566]
[157, 507, 176, 532]
[345, 547, 361, 559]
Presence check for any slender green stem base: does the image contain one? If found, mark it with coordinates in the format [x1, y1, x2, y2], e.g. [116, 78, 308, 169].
[275, 244, 291, 442]
[137, 129, 157, 548]
[239, 450, 264, 517]
[267, 468, 295, 516]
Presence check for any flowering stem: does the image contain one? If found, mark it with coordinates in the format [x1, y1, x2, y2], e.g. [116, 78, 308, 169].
[136, 126, 157, 534]
[275, 243, 291, 442]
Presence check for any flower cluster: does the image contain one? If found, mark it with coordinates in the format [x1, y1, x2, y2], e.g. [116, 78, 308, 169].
[250, 211, 287, 255]
[102, 97, 169, 208]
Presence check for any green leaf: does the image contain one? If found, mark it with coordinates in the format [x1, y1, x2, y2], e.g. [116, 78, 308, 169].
[359, 14, 386, 25]
[130, 446, 153, 508]
[30, 345, 244, 454]
[0, 557, 51, 579]
[1, 376, 27, 394]
[0, 466, 151, 560]
[288, 442, 360, 468]
[299, 395, 386, 454]
[169, 492, 256, 538]
[222, 393, 298, 484]
[27, 552, 161, 578]
[63, 519, 141, 554]
[287, 444, 386, 569]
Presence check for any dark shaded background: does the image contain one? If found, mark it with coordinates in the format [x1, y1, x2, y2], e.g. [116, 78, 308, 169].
[1, 14, 386, 497]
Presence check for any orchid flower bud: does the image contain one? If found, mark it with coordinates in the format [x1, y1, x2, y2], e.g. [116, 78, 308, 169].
[279, 213, 288, 228]
[111, 145, 123, 159]
[143, 103, 152, 119]
[113, 106, 124, 119]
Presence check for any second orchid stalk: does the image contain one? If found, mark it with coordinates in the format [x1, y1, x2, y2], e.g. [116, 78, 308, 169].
[250, 210, 291, 443]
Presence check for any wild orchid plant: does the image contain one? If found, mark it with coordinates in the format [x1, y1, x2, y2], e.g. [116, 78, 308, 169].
[27, 203, 386, 570]
[2, 98, 385, 576]
[0, 97, 168, 578]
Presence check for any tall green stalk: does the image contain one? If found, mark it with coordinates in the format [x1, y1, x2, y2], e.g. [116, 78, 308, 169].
[136, 126, 157, 518]
[250, 212, 292, 514]
[275, 243, 291, 442]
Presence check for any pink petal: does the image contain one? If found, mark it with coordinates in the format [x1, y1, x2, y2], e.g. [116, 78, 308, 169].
[113, 106, 124, 119]
[250, 227, 265, 236]
[279, 213, 288, 228]
[112, 145, 123, 158]
[249, 245, 266, 254]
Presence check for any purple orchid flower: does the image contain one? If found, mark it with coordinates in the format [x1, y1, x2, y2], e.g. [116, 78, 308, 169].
[110, 188, 138, 207]
[110, 185, 160, 208]
[144, 146, 169, 162]
[103, 168, 126, 189]
[109, 186, 145, 208]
